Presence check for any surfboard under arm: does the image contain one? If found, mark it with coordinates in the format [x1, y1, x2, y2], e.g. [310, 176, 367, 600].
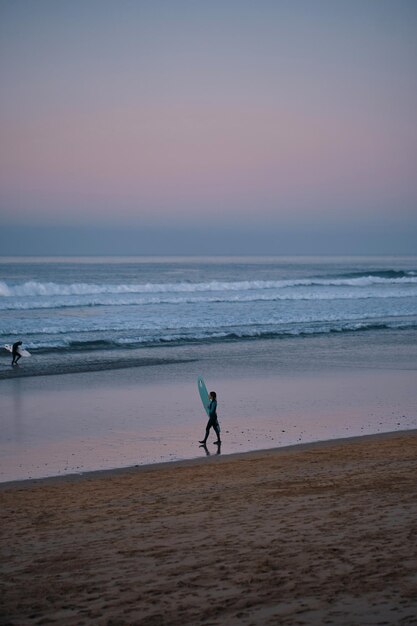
[4, 344, 31, 357]
[197, 375, 210, 416]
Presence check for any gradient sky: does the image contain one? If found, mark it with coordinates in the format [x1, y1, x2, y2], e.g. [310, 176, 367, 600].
[1, 0, 416, 255]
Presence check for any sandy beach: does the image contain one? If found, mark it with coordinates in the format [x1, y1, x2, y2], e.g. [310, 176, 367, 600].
[1, 430, 417, 625]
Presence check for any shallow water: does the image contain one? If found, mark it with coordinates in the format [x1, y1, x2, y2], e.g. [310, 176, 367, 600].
[1, 333, 416, 482]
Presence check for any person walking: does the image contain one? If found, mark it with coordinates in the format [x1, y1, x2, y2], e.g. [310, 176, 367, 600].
[199, 391, 221, 446]
[11, 341, 22, 366]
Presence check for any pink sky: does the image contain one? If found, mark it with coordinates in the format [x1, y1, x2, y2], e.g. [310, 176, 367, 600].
[0, 1, 416, 253]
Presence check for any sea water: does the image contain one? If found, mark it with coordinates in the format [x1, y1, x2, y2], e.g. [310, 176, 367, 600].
[1, 255, 416, 370]
[1, 256, 416, 480]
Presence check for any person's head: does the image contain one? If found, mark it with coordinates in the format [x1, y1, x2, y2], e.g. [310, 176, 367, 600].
[209, 391, 217, 400]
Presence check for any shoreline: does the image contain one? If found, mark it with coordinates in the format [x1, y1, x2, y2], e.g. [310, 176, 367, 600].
[2, 428, 416, 490]
[2, 429, 417, 625]
[1, 325, 417, 382]
[0, 356, 198, 380]
[1, 358, 416, 483]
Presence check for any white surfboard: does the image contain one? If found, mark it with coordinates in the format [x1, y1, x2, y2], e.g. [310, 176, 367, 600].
[4, 344, 31, 357]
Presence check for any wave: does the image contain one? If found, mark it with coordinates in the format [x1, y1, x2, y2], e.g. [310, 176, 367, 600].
[1, 274, 417, 313]
[339, 270, 416, 279]
[1, 289, 417, 310]
[11, 318, 417, 354]
[1, 272, 417, 299]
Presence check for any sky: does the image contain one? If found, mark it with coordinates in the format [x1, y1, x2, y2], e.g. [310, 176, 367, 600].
[0, 0, 416, 255]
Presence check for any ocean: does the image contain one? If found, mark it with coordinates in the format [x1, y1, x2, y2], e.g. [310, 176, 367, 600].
[1, 255, 417, 481]
[1, 255, 416, 376]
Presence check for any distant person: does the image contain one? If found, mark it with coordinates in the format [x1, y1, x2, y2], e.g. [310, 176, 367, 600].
[11, 341, 22, 366]
[199, 391, 221, 446]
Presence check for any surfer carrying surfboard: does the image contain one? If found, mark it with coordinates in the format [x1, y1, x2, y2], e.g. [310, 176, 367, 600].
[199, 391, 221, 447]
[11, 341, 23, 366]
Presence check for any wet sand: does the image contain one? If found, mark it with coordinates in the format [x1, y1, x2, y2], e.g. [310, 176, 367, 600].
[2, 360, 417, 482]
[1, 431, 417, 625]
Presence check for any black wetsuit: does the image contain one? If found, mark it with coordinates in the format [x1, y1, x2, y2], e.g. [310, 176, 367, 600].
[12, 341, 22, 365]
[201, 399, 221, 444]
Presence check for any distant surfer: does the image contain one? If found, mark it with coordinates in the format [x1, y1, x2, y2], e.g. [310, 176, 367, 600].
[11, 341, 23, 366]
[199, 391, 221, 447]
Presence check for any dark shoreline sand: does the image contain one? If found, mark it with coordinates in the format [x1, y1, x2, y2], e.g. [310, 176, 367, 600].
[1, 431, 417, 625]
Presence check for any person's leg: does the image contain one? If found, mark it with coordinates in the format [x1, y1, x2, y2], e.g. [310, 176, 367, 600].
[213, 421, 221, 445]
[199, 418, 212, 444]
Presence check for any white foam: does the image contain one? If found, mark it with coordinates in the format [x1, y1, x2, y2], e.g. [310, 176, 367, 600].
[1, 275, 417, 299]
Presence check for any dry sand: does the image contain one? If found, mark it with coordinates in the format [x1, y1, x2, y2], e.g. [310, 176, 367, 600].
[1, 431, 417, 626]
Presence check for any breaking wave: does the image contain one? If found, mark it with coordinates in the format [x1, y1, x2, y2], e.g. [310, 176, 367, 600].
[1, 272, 417, 298]
[1, 271, 417, 311]
[17, 318, 417, 354]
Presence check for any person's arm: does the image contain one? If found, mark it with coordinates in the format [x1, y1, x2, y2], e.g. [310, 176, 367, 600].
[209, 400, 217, 417]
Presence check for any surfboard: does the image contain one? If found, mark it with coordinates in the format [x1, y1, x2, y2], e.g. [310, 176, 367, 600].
[197, 375, 210, 416]
[4, 344, 31, 357]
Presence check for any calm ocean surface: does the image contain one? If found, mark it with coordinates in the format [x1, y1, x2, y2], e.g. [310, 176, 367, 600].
[1, 255, 417, 373]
